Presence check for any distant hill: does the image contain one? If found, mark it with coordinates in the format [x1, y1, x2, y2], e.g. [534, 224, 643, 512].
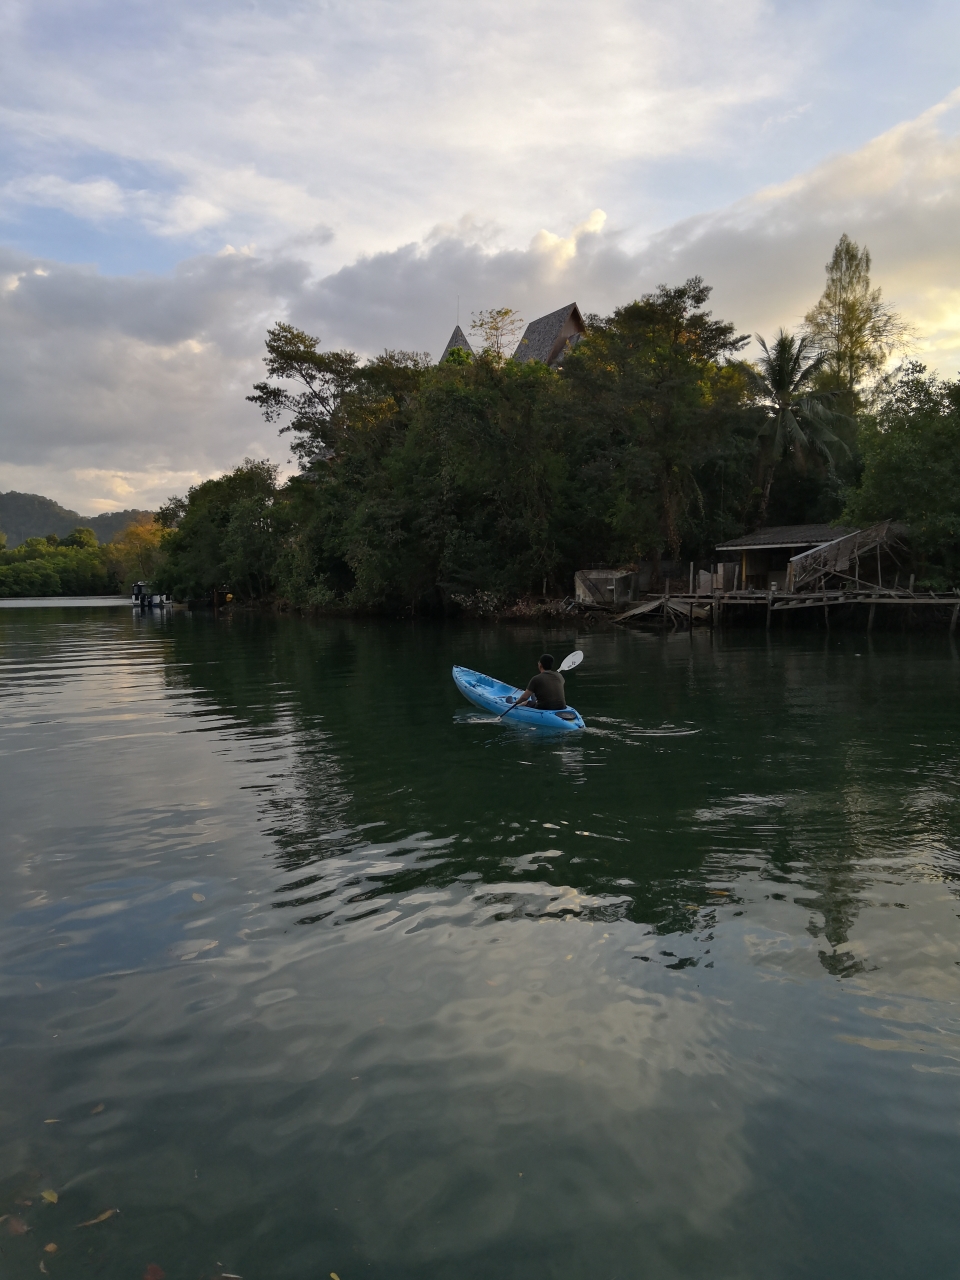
[0, 491, 153, 548]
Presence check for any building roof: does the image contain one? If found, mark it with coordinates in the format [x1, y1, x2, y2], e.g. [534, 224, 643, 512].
[716, 524, 855, 552]
[439, 324, 474, 362]
[512, 303, 585, 367]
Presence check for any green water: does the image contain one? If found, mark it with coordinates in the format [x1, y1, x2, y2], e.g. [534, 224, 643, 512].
[2, 606, 960, 1279]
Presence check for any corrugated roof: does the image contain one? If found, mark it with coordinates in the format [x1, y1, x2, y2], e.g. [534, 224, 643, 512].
[716, 524, 854, 551]
[439, 325, 474, 362]
[512, 303, 585, 366]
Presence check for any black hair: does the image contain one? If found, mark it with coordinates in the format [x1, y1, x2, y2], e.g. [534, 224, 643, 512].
[539, 653, 555, 670]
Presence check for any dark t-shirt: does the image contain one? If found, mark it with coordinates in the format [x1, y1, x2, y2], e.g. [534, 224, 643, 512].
[527, 670, 566, 710]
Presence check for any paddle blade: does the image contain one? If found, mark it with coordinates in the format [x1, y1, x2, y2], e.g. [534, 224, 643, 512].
[559, 650, 584, 672]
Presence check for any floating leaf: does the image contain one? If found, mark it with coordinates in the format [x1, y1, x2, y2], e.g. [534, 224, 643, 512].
[6, 1215, 29, 1235]
[192, 893, 205, 903]
[41, 1262, 48, 1274]
[75, 1208, 117, 1228]
[44, 1243, 58, 1253]
[91, 1103, 105, 1114]
[43, 1119, 60, 1124]
[143, 1265, 165, 1279]
[41, 1190, 58, 1204]
[330, 1273, 341, 1280]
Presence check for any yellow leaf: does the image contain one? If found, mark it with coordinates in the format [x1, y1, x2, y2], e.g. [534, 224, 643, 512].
[44, 1243, 58, 1253]
[192, 893, 205, 902]
[331, 1273, 341, 1279]
[75, 1208, 118, 1228]
[41, 1190, 58, 1203]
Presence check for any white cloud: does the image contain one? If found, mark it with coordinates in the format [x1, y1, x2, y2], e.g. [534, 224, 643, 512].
[2, 92, 960, 513]
[0, 0, 805, 262]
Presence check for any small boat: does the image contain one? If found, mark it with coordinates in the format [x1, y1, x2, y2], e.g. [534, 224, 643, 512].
[452, 666, 585, 731]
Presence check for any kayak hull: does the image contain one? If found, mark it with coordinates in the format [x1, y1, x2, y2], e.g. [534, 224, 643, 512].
[452, 665, 585, 731]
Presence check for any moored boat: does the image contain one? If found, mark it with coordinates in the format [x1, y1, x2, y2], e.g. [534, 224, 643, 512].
[452, 665, 585, 731]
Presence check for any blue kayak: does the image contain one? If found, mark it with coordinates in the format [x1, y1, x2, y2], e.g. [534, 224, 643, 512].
[452, 665, 585, 731]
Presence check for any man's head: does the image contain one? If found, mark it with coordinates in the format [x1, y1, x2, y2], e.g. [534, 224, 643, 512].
[538, 653, 555, 671]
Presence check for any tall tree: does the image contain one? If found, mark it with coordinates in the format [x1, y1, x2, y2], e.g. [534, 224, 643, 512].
[803, 234, 911, 408]
[744, 330, 850, 526]
[469, 308, 525, 364]
[561, 278, 748, 560]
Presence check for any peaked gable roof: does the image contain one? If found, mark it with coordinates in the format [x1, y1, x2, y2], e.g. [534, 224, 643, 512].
[512, 303, 585, 367]
[439, 324, 474, 362]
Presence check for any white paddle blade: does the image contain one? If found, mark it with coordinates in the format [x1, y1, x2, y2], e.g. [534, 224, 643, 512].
[559, 650, 584, 672]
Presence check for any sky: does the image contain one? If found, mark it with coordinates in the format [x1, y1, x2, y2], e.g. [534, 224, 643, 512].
[2, 0, 960, 513]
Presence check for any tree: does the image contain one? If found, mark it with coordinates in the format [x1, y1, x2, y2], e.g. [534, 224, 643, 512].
[60, 526, 98, 549]
[844, 362, 960, 586]
[743, 330, 850, 526]
[247, 323, 365, 468]
[469, 308, 525, 364]
[106, 514, 164, 586]
[804, 234, 911, 408]
[154, 460, 282, 600]
[560, 278, 749, 560]
[248, 323, 430, 470]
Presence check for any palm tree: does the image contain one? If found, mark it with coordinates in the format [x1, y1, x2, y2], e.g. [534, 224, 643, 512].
[744, 329, 851, 526]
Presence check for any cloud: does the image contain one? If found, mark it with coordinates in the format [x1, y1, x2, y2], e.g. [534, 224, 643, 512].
[0, 0, 815, 264]
[2, 92, 960, 513]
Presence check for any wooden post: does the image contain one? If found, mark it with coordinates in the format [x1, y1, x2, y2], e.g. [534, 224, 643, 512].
[689, 600, 694, 631]
[876, 544, 882, 590]
[868, 603, 876, 632]
[824, 594, 830, 629]
[689, 561, 694, 594]
[766, 591, 773, 630]
[909, 573, 915, 593]
[951, 603, 959, 636]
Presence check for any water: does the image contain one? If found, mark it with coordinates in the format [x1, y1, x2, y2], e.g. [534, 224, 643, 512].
[2, 606, 960, 1279]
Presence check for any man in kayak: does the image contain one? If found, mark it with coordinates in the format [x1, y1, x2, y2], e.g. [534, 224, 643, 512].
[512, 653, 567, 710]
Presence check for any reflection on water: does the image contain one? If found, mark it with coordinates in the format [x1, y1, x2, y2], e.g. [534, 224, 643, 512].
[2, 608, 960, 1278]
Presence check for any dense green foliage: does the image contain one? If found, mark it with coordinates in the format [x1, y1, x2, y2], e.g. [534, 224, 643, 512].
[844, 363, 960, 587]
[160, 278, 882, 610]
[155, 461, 288, 601]
[14, 249, 949, 611]
[0, 530, 116, 597]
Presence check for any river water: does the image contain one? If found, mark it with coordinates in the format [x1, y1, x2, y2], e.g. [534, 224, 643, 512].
[2, 604, 960, 1279]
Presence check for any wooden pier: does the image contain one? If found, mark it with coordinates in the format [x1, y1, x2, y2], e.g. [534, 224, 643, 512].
[612, 588, 960, 633]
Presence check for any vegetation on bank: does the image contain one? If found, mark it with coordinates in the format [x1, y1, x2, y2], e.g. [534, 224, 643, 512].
[0, 517, 163, 598]
[4, 234, 957, 604]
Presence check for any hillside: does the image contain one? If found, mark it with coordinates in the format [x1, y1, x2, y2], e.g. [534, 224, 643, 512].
[0, 491, 153, 548]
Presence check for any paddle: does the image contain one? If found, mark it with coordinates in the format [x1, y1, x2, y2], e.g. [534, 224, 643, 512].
[498, 650, 584, 720]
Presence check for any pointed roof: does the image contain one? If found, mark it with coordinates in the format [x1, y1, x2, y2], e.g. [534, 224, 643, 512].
[439, 324, 474, 362]
[512, 302, 586, 367]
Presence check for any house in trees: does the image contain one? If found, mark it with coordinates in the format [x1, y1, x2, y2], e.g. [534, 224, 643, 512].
[438, 303, 586, 367]
[715, 522, 908, 593]
[439, 325, 474, 362]
[512, 303, 585, 367]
